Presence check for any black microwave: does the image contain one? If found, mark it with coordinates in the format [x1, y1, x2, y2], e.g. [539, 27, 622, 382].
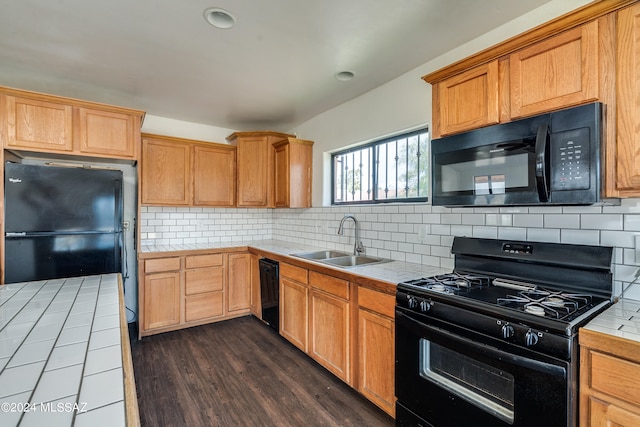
[431, 102, 603, 207]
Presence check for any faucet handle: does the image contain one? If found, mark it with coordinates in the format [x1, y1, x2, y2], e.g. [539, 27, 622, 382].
[356, 241, 365, 255]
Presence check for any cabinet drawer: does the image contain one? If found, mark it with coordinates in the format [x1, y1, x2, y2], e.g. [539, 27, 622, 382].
[186, 253, 223, 269]
[591, 350, 640, 407]
[185, 267, 223, 295]
[358, 287, 395, 318]
[309, 271, 349, 300]
[145, 257, 181, 273]
[185, 292, 224, 322]
[281, 263, 308, 284]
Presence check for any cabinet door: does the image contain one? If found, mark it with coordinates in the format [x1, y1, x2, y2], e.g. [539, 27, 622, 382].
[614, 3, 640, 195]
[510, 20, 598, 119]
[274, 142, 290, 207]
[358, 308, 395, 416]
[143, 272, 181, 330]
[236, 137, 272, 207]
[4, 96, 73, 152]
[77, 107, 137, 158]
[280, 276, 308, 351]
[141, 138, 191, 205]
[309, 289, 350, 383]
[274, 139, 313, 208]
[435, 60, 499, 137]
[588, 396, 640, 427]
[194, 145, 236, 206]
[227, 253, 251, 313]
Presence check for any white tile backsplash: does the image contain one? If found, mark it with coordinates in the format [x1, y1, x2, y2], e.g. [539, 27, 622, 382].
[140, 201, 640, 298]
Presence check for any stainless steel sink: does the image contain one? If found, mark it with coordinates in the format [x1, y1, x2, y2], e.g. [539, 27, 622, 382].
[292, 250, 351, 260]
[322, 255, 390, 268]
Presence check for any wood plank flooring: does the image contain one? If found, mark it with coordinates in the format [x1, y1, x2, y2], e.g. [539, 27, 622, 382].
[131, 316, 395, 427]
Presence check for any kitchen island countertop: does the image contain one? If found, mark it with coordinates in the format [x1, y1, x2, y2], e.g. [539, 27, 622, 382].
[0, 273, 136, 427]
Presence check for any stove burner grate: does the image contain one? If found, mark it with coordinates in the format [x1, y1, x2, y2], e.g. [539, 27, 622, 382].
[403, 272, 490, 294]
[497, 288, 593, 319]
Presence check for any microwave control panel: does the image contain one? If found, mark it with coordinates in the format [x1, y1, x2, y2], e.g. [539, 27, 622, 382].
[550, 127, 590, 191]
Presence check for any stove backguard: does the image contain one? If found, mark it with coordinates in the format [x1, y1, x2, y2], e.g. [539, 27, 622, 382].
[451, 236, 613, 299]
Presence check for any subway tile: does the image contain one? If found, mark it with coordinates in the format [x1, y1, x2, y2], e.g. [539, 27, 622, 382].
[472, 226, 498, 239]
[560, 229, 600, 245]
[581, 214, 623, 230]
[544, 214, 579, 229]
[563, 206, 602, 214]
[526, 228, 560, 243]
[513, 214, 543, 228]
[601, 231, 636, 248]
[498, 227, 527, 241]
[485, 214, 512, 227]
[441, 214, 462, 225]
[461, 214, 484, 225]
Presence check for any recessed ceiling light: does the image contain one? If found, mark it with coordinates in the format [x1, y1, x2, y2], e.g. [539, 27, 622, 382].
[203, 7, 236, 29]
[335, 71, 355, 81]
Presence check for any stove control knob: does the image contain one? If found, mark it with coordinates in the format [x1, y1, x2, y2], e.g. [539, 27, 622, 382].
[407, 296, 418, 309]
[501, 324, 515, 339]
[525, 330, 539, 347]
[419, 300, 431, 312]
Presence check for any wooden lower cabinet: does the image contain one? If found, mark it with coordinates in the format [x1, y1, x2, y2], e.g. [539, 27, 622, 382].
[139, 250, 251, 337]
[357, 286, 396, 417]
[143, 271, 181, 331]
[278, 265, 396, 417]
[580, 328, 640, 426]
[280, 274, 308, 352]
[309, 287, 350, 383]
[227, 253, 251, 313]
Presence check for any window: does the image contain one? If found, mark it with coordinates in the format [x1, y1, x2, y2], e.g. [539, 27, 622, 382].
[332, 128, 429, 204]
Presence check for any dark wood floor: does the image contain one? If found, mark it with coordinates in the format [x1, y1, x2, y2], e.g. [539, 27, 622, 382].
[131, 316, 395, 427]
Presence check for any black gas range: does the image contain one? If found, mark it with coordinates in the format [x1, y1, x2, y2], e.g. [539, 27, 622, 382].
[395, 237, 614, 427]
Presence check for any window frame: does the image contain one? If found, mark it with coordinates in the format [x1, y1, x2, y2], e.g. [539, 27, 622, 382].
[331, 127, 429, 205]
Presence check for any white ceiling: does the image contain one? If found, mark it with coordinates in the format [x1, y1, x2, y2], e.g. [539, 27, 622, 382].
[0, 0, 553, 132]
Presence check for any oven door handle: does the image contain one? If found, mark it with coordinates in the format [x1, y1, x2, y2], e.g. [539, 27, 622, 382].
[397, 310, 567, 377]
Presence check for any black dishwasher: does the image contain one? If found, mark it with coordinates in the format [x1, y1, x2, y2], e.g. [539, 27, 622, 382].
[259, 258, 279, 331]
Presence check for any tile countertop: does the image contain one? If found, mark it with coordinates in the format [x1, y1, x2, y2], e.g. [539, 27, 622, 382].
[0, 274, 134, 427]
[140, 239, 450, 286]
[582, 298, 640, 343]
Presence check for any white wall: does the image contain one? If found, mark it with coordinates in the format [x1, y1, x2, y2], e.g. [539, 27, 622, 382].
[288, 0, 593, 207]
[142, 114, 236, 144]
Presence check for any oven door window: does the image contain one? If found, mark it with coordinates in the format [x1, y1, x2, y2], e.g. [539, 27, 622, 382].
[420, 339, 514, 424]
[433, 138, 537, 197]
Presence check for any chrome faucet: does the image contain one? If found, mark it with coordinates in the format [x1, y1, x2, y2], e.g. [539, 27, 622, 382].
[337, 215, 365, 256]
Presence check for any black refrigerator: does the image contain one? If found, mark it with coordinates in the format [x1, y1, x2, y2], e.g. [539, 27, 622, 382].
[4, 162, 123, 284]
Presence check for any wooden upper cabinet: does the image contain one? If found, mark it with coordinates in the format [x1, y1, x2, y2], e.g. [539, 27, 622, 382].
[141, 134, 237, 207]
[434, 60, 500, 137]
[1, 87, 143, 160]
[193, 144, 236, 206]
[77, 107, 138, 158]
[227, 131, 294, 208]
[274, 137, 314, 208]
[510, 20, 599, 119]
[612, 3, 640, 197]
[4, 95, 73, 152]
[141, 137, 191, 205]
